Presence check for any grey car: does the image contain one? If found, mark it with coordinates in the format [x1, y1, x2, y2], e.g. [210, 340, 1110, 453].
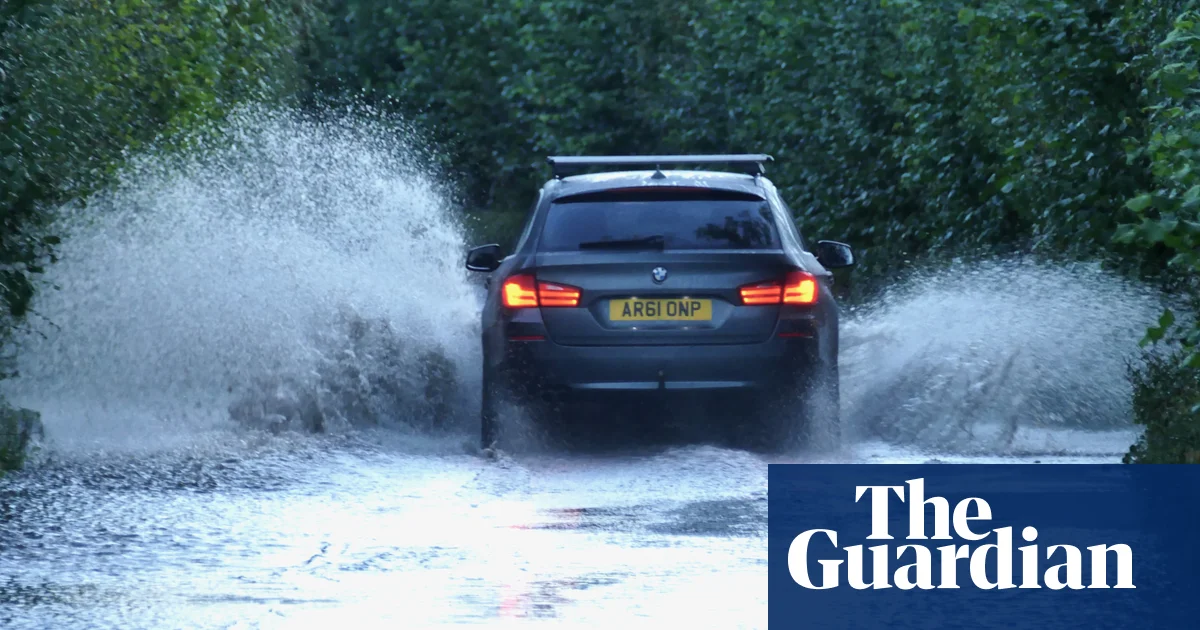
[465, 155, 855, 451]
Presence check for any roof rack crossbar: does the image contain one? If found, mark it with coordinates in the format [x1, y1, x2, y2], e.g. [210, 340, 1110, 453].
[546, 154, 773, 178]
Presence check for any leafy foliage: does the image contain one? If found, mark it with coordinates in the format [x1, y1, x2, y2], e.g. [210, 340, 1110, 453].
[1118, 10, 1200, 366]
[1124, 347, 1200, 463]
[1113, 8, 1200, 457]
[304, 1, 1172, 289]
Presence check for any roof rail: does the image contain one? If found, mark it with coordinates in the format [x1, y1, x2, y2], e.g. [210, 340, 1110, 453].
[546, 154, 773, 178]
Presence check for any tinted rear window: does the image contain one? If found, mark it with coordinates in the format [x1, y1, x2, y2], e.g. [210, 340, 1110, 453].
[537, 189, 781, 252]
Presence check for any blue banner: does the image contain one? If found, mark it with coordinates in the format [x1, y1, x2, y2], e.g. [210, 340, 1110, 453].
[767, 464, 1200, 629]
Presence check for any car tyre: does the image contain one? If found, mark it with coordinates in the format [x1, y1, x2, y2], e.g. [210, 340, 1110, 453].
[526, 389, 572, 446]
[800, 365, 841, 450]
[729, 364, 839, 454]
[481, 374, 499, 451]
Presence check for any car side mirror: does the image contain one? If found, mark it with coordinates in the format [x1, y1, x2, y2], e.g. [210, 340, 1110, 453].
[466, 244, 504, 272]
[815, 240, 854, 269]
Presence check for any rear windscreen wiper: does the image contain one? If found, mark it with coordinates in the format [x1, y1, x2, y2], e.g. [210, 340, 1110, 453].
[576, 235, 666, 250]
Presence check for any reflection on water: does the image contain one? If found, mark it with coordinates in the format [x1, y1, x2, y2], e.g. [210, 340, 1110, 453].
[498, 574, 627, 620]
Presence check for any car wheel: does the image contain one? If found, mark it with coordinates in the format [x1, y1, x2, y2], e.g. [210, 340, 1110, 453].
[728, 365, 839, 454]
[799, 364, 840, 449]
[526, 388, 571, 445]
[481, 375, 499, 451]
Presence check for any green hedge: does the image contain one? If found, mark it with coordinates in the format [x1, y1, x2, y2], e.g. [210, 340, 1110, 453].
[1124, 348, 1200, 463]
[305, 1, 1175, 289]
[1117, 8, 1200, 461]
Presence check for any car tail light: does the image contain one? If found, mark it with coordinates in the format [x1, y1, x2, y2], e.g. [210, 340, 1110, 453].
[502, 274, 539, 308]
[739, 270, 818, 306]
[782, 270, 818, 304]
[739, 282, 782, 305]
[538, 281, 580, 307]
[501, 274, 581, 308]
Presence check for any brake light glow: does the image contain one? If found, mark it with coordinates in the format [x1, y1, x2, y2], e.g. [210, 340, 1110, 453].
[501, 274, 581, 308]
[739, 270, 818, 305]
[502, 274, 539, 308]
[783, 270, 818, 304]
[739, 282, 782, 305]
[538, 281, 581, 307]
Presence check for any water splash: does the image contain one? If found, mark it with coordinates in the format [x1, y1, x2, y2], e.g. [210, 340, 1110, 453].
[839, 258, 1161, 455]
[2, 106, 482, 453]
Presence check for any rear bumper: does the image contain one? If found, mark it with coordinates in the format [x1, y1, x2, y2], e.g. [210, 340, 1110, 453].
[495, 335, 821, 401]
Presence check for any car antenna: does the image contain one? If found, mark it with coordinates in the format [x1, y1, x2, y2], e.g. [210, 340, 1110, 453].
[651, 163, 666, 179]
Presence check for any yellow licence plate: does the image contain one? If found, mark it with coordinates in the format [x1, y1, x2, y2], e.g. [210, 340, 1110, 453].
[609, 298, 713, 321]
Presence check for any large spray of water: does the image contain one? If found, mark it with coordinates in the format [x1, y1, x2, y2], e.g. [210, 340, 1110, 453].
[3, 107, 483, 452]
[839, 259, 1162, 455]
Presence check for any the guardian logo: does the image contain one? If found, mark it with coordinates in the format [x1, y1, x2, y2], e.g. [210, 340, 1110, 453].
[788, 478, 1135, 591]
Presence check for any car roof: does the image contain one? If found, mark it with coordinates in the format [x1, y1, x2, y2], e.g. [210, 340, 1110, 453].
[543, 169, 772, 201]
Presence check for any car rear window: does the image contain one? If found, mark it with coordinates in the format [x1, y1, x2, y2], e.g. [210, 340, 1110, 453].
[537, 188, 781, 252]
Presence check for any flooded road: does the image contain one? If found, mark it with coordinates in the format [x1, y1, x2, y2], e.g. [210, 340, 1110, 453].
[0, 426, 1134, 629]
